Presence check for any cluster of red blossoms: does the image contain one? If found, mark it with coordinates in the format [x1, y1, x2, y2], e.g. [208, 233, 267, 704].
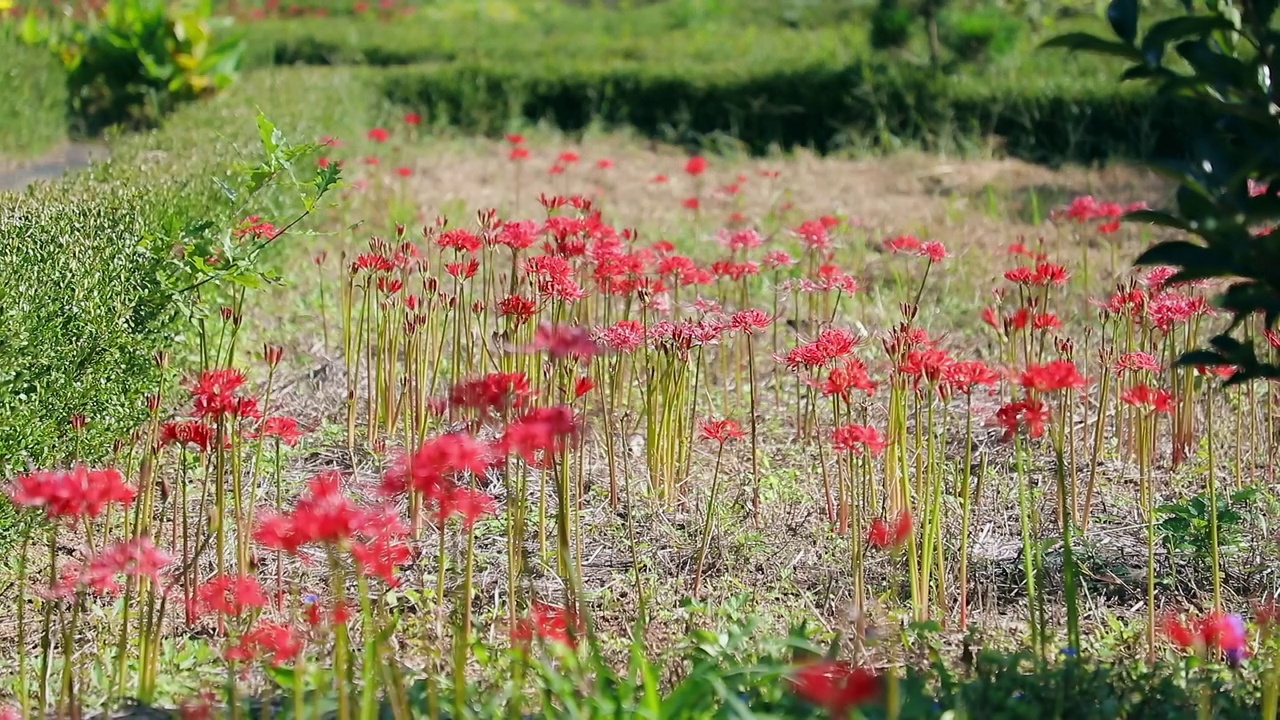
[1053, 195, 1147, 234]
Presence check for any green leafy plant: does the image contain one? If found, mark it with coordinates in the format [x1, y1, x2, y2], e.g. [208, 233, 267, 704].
[20, 0, 245, 133]
[939, 4, 1023, 62]
[1045, 0, 1280, 385]
[1158, 486, 1258, 573]
[870, 0, 913, 50]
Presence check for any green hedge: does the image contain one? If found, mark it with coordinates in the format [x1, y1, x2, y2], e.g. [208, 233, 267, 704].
[377, 57, 1202, 164]
[0, 65, 385, 479]
[0, 36, 68, 158]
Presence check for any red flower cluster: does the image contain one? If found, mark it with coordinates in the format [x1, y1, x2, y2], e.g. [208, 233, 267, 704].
[994, 398, 1050, 441]
[790, 660, 880, 716]
[1120, 384, 1174, 413]
[511, 602, 579, 649]
[866, 509, 912, 548]
[9, 466, 136, 520]
[831, 424, 885, 455]
[192, 369, 259, 420]
[699, 418, 745, 445]
[196, 574, 268, 617]
[1164, 611, 1248, 659]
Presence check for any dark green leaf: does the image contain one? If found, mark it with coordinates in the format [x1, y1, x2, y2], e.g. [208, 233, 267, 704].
[1141, 16, 1237, 68]
[1040, 32, 1144, 62]
[1107, 0, 1140, 44]
[1125, 208, 1193, 232]
[1133, 240, 1214, 267]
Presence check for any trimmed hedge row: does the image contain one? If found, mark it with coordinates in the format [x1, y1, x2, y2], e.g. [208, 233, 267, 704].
[0, 36, 68, 157]
[378, 58, 1201, 164]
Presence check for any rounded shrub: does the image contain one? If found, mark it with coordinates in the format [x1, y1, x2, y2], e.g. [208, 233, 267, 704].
[939, 5, 1023, 63]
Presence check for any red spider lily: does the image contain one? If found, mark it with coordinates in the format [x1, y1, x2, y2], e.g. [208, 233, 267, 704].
[82, 537, 172, 595]
[1115, 351, 1161, 373]
[506, 133, 524, 145]
[684, 156, 708, 176]
[831, 424, 885, 455]
[867, 509, 912, 548]
[780, 328, 861, 372]
[395, 166, 413, 178]
[496, 219, 539, 250]
[449, 372, 534, 416]
[681, 197, 700, 210]
[919, 240, 948, 263]
[651, 173, 669, 183]
[501, 405, 579, 465]
[1164, 611, 1248, 660]
[884, 234, 921, 254]
[249, 416, 305, 446]
[367, 127, 389, 143]
[764, 250, 795, 269]
[263, 344, 284, 368]
[597, 319, 647, 352]
[1120, 385, 1175, 413]
[497, 294, 538, 324]
[821, 358, 877, 400]
[943, 360, 1000, 395]
[196, 574, 268, 617]
[445, 258, 480, 280]
[993, 399, 1049, 441]
[404, 112, 421, 125]
[558, 150, 580, 165]
[159, 420, 214, 453]
[795, 219, 832, 251]
[530, 323, 600, 364]
[720, 227, 763, 251]
[699, 418, 745, 444]
[381, 433, 494, 499]
[573, 376, 596, 399]
[790, 660, 880, 716]
[596, 158, 614, 170]
[191, 369, 249, 419]
[512, 602, 579, 649]
[1020, 359, 1085, 393]
[438, 485, 496, 529]
[509, 146, 530, 161]
[351, 534, 413, 586]
[899, 348, 953, 385]
[438, 228, 483, 253]
[254, 472, 372, 552]
[8, 466, 136, 520]
[1032, 312, 1061, 331]
[225, 621, 302, 666]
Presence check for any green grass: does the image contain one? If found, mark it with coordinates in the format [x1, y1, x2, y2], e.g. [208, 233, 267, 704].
[0, 35, 67, 158]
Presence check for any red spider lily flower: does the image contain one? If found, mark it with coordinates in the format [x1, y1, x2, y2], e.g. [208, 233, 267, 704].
[8, 466, 136, 520]
[404, 112, 421, 125]
[943, 360, 1000, 396]
[821, 358, 877, 399]
[1165, 611, 1249, 661]
[438, 228, 483, 253]
[1020, 360, 1085, 393]
[449, 372, 534, 416]
[866, 509, 912, 549]
[597, 319, 647, 352]
[506, 133, 525, 145]
[254, 471, 371, 552]
[159, 421, 214, 453]
[651, 173, 669, 183]
[790, 660, 880, 716]
[981, 306, 1001, 329]
[496, 219, 539, 250]
[1120, 385, 1175, 414]
[573, 376, 596, 399]
[82, 537, 172, 595]
[1032, 313, 1061, 330]
[509, 145, 531, 161]
[1, 706, 19, 720]
[794, 219, 832, 251]
[1115, 351, 1161, 373]
[501, 406, 580, 465]
[497, 294, 538, 324]
[557, 150, 580, 165]
[832, 424, 885, 455]
[191, 368, 249, 419]
[919, 241, 948, 263]
[530, 323, 601, 364]
[367, 127, 390, 143]
[263, 344, 284, 368]
[395, 166, 413, 178]
[681, 197, 700, 210]
[382, 432, 494, 499]
[699, 418, 745, 444]
[684, 156, 708, 176]
[196, 574, 268, 617]
[595, 158, 614, 169]
[439, 485, 496, 529]
[512, 602, 579, 649]
[1256, 600, 1280, 629]
[226, 621, 303, 666]
[250, 416, 305, 446]
[884, 234, 922, 254]
[781, 328, 861, 372]
[993, 399, 1050, 441]
[729, 308, 771, 335]
[764, 250, 795, 269]
[351, 534, 413, 586]
[445, 258, 480, 280]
